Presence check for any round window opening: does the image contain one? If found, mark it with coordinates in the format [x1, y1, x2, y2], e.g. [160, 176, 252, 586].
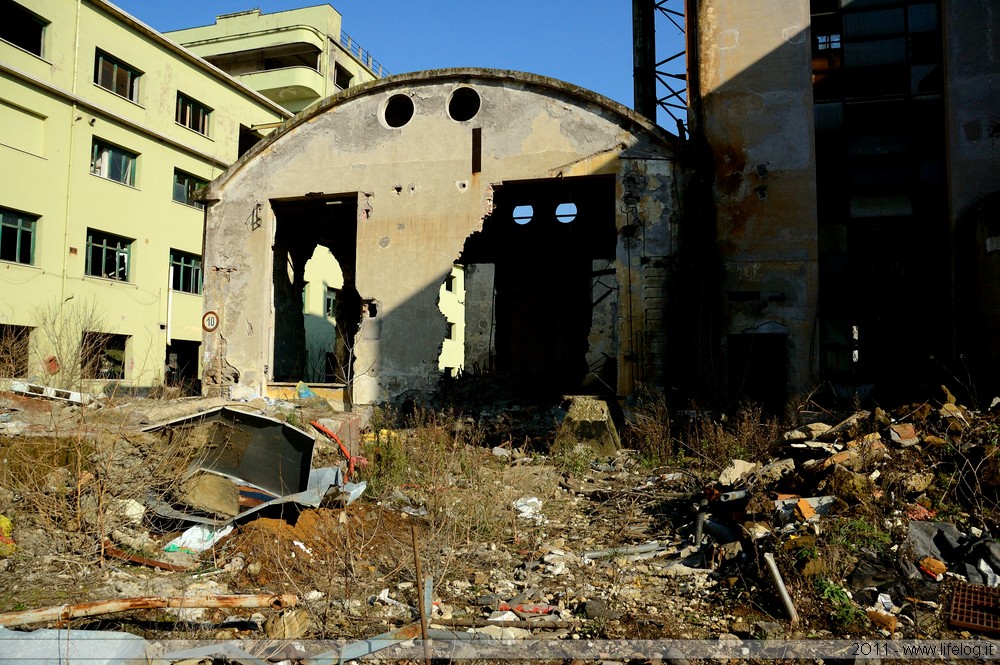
[448, 87, 481, 122]
[555, 202, 577, 223]
[384, 94, 414, 128]
[512, 205, 534, 225]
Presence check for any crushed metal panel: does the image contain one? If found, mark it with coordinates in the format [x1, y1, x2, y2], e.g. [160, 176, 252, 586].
[143, 406, 313, 497]
[142, 466, 350, 527]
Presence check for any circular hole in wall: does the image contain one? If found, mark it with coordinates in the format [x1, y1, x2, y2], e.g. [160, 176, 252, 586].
[512, 205, 534, 225]
[448, 87, 481, 122]
[555, 202, 577, 223]
[384, 94, 414, 128]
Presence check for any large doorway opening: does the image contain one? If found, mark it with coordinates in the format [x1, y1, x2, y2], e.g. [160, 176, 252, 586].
[459, 175, 617, 400]
[165, 339, 200, 395]
[271, 195, 360, 390]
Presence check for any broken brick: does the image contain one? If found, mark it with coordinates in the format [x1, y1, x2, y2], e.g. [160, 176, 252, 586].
[920, 556, 947, 579]
[889, 423, 920, 448]
[794, 498, 817, 521]
[868, 610, 898, 633]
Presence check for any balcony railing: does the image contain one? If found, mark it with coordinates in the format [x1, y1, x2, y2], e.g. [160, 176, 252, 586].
[339, 30, 388, 77]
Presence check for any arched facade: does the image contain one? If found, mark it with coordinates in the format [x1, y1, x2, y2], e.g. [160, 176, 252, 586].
[200, 68, 685, 406]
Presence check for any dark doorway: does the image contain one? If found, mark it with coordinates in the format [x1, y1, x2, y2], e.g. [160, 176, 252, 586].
[271, 195, 359, 387]
[166, 339, 200, 395]
[727, 332, 788, 416]
[459, 176, 617, 400]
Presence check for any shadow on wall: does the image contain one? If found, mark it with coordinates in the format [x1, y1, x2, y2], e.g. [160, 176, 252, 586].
[266, 175, 621, 407]
[693, 2, 953, 407]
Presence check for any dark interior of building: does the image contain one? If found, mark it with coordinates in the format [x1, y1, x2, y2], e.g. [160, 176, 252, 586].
[811, 0, 948, 401]
[459, 175, 617, 400]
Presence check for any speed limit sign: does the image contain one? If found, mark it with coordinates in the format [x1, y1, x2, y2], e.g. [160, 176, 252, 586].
[202, 311, 220, 332]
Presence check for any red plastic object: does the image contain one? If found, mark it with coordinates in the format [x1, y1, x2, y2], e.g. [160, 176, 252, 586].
[949, 582, 1000, 634]
[310, 420, 368, 482]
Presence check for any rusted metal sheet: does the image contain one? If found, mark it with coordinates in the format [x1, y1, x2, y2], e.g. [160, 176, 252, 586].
[102, 539, 192, 572]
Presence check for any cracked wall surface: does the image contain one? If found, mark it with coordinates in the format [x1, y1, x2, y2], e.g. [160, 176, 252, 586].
[696, 0, 819, 403]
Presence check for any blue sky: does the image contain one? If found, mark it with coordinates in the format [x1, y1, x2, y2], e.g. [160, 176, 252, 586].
[113, 0, 686, 117]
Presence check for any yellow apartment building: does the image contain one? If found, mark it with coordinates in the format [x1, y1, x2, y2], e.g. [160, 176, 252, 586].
[0, 0, 290, 394]
[164, 5, 387, 114]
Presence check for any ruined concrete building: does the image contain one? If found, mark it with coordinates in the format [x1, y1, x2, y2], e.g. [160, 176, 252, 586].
[200, 69, 683, 407]
[201, 1, 1000, 412]
[685, 0, 1000, 409]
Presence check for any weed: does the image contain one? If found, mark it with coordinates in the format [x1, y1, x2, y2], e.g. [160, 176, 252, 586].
[826, 517, 891, 555]
[554, 443, 592, 477]
[679, 403, 782, 474]
[814, 575, 869, 631]
[624, 386, 674, 465]
[358, 428, 410, 500]
[284, 408, 303, 429]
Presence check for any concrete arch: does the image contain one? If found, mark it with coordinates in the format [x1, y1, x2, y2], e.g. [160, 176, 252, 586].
[200, 68, 686, 407]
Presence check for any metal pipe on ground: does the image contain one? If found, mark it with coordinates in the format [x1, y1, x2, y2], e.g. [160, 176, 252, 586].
[0, 594, 296, 627]
[764, 552, 800, 628]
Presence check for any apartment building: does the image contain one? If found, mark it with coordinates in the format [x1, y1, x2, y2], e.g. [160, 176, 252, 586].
[165, 5, 386, 114]
[0, 0, 290, 393]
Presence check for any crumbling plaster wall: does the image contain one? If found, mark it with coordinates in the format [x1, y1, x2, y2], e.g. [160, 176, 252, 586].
[200, 70, 682, 405]
[695, 0, 819, 398]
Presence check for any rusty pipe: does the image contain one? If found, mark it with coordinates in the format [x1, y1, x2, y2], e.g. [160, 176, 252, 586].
[0, 594, 296, 627]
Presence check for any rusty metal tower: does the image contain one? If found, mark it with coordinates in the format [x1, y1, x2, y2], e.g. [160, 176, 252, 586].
[632, 0, 689, 135]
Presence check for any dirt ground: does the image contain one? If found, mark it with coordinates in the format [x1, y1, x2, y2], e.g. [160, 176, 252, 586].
[2, 386, 1000, 662]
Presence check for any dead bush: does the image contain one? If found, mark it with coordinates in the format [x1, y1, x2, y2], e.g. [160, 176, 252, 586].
[623, 386, 674, 464]
[681, 403, 782, 472]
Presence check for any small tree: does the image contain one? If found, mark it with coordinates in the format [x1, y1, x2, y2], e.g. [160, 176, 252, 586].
[31, 298, 112, 391]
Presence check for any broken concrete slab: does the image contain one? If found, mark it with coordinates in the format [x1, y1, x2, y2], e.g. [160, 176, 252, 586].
[755, 458, 795, 484]
[819, 411, 871, 442]
[821, 464, 875, 504]
[122, 396, 231, 425]
[9, 381, 92, 405]
[718, 459, 757, 486]
[774, 496, 838, 523]
[889, 423, 921, 447]
[314, 414, 362, 456]
[553, 396, 621, 458]
[903, 472, 935, 494]
[782, 422, 832, 441]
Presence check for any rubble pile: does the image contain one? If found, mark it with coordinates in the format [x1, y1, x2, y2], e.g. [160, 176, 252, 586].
[2, 384, 1000, 660]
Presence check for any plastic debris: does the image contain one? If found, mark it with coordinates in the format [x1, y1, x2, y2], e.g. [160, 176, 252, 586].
[0, 515, 15, 557]
[164, 524, 234, 554]
[295, 381, 318, 398]
[513, 496, 545, 522]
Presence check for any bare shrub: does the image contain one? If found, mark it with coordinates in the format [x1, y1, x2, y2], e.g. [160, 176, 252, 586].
[0, 325, 31, 379]
[623, 385, 674, 464]
[30, 298, 113, 391]
[681, 403, 782, 472]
